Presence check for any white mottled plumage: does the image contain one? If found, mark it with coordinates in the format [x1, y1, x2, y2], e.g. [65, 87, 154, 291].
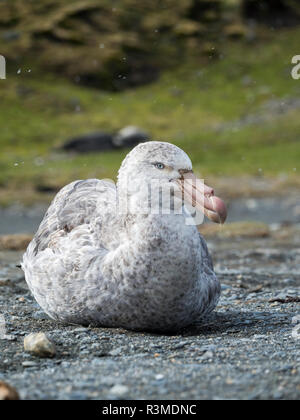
[22, 142, 222, 332]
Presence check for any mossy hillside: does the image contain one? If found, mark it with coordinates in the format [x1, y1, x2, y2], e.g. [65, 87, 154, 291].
[0, 0, 227, 89]
[0, 27, 299, 205]
[1, 0, 299, 90]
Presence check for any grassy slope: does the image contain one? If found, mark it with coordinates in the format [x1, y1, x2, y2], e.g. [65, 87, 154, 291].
[0, 27, 300, 205]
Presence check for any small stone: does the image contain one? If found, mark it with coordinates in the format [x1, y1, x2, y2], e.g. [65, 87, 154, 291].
[172, 341, 188, 350]
[22, 361, 38, 368]
[273, 391, 283, 400]
[32, 311, 49, 320]
[24, 332, 56, 358]
[201, 351, 214, 360]
[72, 328, 89, 333]
[109, 347, 122, 356]
[0, 382, 20, 400]
[109, 384, 129, 397]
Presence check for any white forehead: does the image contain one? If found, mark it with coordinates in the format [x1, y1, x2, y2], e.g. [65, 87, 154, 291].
[124, 141, 192, 170]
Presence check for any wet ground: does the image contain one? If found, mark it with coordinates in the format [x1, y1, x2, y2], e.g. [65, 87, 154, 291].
[0, 198, 299, 400]
[1, 194, 300, 235]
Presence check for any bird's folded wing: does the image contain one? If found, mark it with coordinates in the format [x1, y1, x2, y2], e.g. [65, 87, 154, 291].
[31, 179, 116, 256]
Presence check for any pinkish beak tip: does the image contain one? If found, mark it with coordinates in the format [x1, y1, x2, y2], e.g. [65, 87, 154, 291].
[180, 173, 227, 224]
[209, 195, 227, 224]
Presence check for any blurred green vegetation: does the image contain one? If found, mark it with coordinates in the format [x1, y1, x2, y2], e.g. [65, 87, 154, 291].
[0, 26, 300, 205]
[0, 0, 233, 89]
[0, 1, 300, 205]
[1, 0, 300, 89]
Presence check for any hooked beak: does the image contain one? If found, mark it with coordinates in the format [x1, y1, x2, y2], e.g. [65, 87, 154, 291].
[176, 171, 227, 224]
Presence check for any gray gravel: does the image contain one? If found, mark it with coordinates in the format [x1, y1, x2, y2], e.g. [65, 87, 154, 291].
[0, 224, 299, 400]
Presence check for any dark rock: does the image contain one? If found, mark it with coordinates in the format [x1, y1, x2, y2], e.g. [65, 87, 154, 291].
[61, 132, 115, 153]
[35, 184, 59, 194]
[61, 126, 150, 154]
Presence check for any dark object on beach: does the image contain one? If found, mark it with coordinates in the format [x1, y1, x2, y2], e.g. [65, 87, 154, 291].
[60, 126, 151, 154]
[61, 132, 114, 153]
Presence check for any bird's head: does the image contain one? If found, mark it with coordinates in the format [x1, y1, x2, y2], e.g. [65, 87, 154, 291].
[117, 141, 227, 224]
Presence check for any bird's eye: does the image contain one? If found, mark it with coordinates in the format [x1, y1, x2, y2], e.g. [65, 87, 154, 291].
[154, 162, 165, 170]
